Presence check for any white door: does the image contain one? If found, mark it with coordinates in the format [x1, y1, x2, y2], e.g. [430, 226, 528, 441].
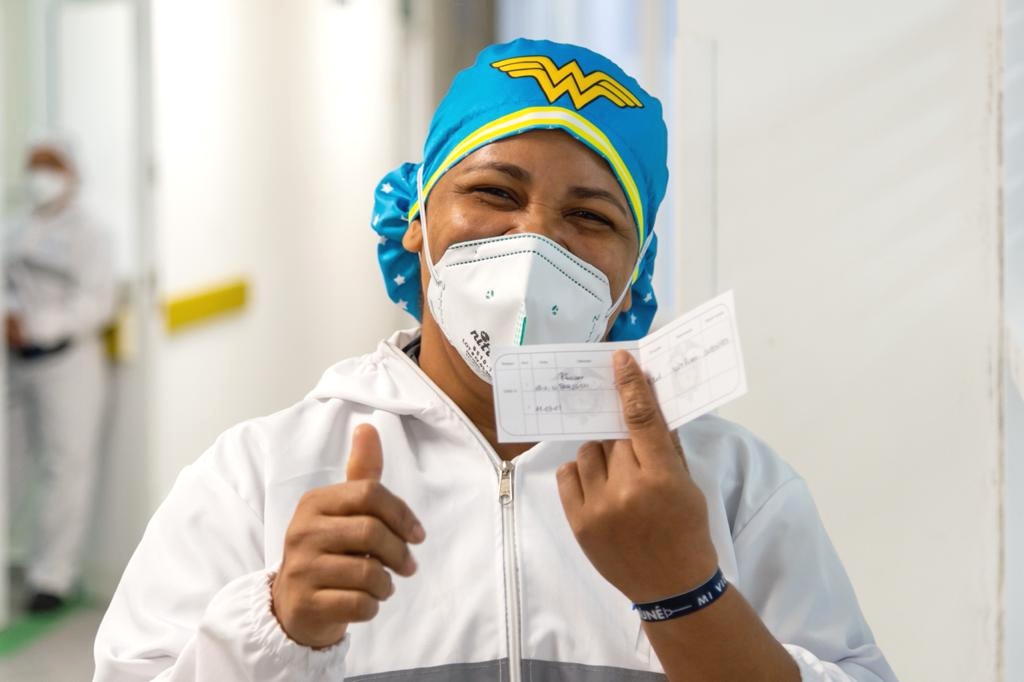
[50, 0, 154, 600]
[0, 0, 154, 623]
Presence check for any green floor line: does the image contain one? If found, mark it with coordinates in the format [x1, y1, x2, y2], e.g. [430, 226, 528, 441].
[0, 595, 90, 658]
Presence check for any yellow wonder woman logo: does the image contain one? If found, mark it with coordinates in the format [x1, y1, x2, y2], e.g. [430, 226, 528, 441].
[491, 56, 643, 110]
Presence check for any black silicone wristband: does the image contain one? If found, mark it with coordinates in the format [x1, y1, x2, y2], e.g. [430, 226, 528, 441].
[632, 568, 728, 622]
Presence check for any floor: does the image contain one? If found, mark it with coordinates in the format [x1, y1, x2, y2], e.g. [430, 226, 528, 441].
[0, 606, 105, 681]
[0, 566, 105, 681]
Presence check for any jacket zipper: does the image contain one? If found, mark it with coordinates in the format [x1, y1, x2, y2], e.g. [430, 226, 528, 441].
[388, 342, 526, 678]
[499, 460, 522, 682]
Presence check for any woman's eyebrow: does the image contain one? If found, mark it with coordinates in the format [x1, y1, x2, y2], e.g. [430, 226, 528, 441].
[460, 160, 531, 182]
[568, 185, 629, 219]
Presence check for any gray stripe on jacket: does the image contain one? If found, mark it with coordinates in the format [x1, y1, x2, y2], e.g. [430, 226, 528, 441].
[348, 658, 666, 681]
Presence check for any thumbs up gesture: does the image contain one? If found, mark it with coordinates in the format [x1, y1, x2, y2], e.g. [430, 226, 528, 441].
[271, 424, 425, 649]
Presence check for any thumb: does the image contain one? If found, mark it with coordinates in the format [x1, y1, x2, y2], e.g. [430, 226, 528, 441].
[613, 350, 675, 466]
[346, 423, 383, 481]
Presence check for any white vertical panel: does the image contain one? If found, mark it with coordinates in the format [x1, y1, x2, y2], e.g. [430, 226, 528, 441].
[51, 0, 151, 598]
[1, 0, 38, 210]
[1003, 0, 1024, 677]
[675, 35, 717, 313]
[0, 0, 9, 634]
[55, 0, 137, 276]
[680, 1, 1003, 680]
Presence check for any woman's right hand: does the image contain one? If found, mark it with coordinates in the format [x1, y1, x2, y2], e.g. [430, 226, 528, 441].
[270, 424, 425, 649]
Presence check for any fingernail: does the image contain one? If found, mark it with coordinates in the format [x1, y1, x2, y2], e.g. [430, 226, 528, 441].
[614, 351, 630, 370]
[405, 555, 418, 574]
[410, 522, 426, 543]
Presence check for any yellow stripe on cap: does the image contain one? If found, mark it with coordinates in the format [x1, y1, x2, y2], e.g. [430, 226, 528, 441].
[408, 106, 646, 248]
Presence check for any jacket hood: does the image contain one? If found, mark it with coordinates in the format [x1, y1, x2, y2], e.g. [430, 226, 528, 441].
[304, 328, 441, 418]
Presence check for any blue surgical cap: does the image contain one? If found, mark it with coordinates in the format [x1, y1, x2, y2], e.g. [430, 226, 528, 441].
[371, 38, 668, 341]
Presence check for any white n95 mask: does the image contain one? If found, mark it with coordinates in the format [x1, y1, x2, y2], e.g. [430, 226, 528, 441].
[417, 169, 646, 383]
[425, 233, 617, 381]
[27, 169, 70, 208]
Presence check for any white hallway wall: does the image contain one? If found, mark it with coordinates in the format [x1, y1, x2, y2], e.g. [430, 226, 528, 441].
[149, 0, 406, 499]
[681, 1, 1003, 680]
[1003, 0, 1024, 677]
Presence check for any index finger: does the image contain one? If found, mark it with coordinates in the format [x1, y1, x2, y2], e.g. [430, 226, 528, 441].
[310, 480, 426, 545]
[612, 349, 677, 467]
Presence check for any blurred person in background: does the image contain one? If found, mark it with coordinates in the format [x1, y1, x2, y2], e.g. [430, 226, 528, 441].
[5, 137, 116, 614]
[94, 40, 895, 681]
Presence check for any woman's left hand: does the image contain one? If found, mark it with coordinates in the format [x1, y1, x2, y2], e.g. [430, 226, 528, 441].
[556, 350, 719, 604]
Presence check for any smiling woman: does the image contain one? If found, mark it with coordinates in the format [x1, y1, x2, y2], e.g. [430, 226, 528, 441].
[402, 131, 643, 435]
[415, 132, 639, 283]
[93, 38, 897, 682]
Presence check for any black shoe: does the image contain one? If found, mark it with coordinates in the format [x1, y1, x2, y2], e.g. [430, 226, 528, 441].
[26, 592, 65, 614]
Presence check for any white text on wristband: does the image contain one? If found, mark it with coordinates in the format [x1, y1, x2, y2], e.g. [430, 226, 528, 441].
[632, 568, 728, 622]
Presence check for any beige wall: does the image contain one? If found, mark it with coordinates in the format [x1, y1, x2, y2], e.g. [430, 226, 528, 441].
[678, 1, 1004, 679]
[148, 0, 408, 496]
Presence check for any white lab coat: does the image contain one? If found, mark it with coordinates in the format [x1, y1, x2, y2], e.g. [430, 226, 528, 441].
[5, 201, 115, 595]
[94, 329, 897, 681]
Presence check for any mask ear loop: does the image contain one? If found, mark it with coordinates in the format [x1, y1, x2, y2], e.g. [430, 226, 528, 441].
[416, 165, 443, 287]
[605, 234, 653, 320]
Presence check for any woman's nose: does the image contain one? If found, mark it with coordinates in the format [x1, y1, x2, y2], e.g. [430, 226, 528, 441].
[506, 201, 570, 249]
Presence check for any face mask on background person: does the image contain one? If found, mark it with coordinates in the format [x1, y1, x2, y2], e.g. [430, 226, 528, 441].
[418, 169, 649, 383]
[27, 168, 71, 209]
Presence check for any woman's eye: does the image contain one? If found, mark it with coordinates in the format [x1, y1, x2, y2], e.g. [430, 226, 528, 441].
[570, 209, 613, 226]
[475, 186, 515, 201]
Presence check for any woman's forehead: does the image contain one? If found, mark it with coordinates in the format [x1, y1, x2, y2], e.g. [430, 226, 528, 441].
[456, 130, 621, 185]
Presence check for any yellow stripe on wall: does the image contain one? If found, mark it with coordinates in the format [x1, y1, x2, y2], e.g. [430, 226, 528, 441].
[163, 278, 249, 333]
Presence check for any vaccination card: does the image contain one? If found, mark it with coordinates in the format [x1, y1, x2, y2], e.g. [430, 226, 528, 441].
[491, 291, 747, 443]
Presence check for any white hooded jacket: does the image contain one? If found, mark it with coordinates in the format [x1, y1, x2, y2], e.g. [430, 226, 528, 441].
[93, 330, 897, 681]
[4, 201, 115, 346]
